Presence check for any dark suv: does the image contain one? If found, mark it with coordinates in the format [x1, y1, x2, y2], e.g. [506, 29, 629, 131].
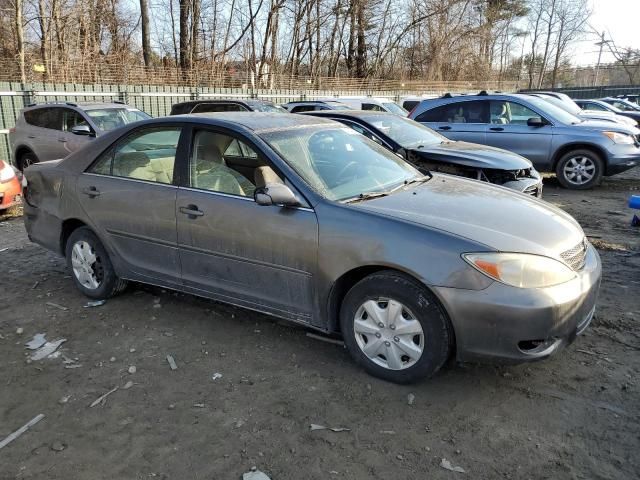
[9, 102, 150, 170]
[170, 99, 286, 115]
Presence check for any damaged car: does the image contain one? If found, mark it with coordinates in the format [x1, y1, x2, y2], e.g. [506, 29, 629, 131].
[23, 113, 600, 383]
[302, 110, 543, 197]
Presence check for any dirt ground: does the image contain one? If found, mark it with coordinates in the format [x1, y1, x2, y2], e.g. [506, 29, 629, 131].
[1, 170, 639, 480]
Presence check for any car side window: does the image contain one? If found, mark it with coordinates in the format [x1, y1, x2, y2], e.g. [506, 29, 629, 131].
[61, 108, 90, 132]
[191, 103, 245, 113]
[24, 107, 62, 130]
[490, 101, 541, 125]
[291, 105, 315, 113]
[585, 102, 606, 111]
[88, 127, 181, 184]
[190, 130, 257, 198]
[362, 103, 384, 111]
[415, 101, 489, 124]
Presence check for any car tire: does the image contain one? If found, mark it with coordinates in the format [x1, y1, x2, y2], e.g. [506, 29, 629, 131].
[555, 149, 603, 190]
[19, 151, 39, 171]
[340, 270, 453, 384]
[65, 226, 127, 299]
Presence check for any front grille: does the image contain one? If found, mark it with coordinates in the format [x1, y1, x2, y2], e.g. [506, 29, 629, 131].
[560, 239, 588, 271]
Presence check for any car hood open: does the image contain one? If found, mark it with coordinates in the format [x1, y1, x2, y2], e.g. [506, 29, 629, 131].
[352, 174, 584, 257]
[408, 141, 532, 171]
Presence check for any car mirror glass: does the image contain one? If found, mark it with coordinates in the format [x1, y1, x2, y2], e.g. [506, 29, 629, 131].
[71, 125, 94, 136]
[254, 182, 300, 207]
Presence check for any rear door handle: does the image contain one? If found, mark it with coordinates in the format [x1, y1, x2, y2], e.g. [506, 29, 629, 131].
[27, 135, 36, 139]
[179, 205, 204, 218]
[81, 186, 101, 197]
[438, 126, 452, 131]
[489, 127, 504, 131]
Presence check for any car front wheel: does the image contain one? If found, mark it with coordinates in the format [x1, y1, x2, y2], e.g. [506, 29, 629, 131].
[555, 149, 603, 189]
[65, 227, 127, 299]
[340, 271, 453, 383]
[19, 151, 39, 171]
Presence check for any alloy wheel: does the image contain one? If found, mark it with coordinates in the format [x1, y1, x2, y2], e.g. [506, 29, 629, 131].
[563, 156, 596, 186]
[70, 241, 103, 290]
[353, 297, 424, 370]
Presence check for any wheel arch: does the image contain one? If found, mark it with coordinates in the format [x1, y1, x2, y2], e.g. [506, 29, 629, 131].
[14, 145, 37, 169]
[60, 218, 89, 256]
[551, 143, 607, 171]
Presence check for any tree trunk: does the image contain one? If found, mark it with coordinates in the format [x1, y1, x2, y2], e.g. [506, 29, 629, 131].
[38, 0, 48, 79]
[355, 0, 366, 77]
[15, 0, 25, 83]
[140, 0, 152, 67]
[191, 0, 201, 68]
[179, 0, 191, 78]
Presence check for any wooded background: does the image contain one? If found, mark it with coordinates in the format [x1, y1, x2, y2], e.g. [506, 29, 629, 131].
[0, 0, 638, 88]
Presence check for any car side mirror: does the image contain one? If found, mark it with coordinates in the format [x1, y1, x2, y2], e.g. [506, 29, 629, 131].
[254, 183, 300, 207]
[527, 117, 545, 127]
[71, 125, 95, 136]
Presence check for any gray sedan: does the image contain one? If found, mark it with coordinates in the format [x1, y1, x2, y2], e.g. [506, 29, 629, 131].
[23, 113, 601, 383]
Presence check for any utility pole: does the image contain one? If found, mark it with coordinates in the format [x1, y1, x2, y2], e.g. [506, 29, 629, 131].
[594, 31, 609, 86]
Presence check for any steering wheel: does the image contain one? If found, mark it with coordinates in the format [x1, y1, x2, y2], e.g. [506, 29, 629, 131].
[336, 161, 360, 182]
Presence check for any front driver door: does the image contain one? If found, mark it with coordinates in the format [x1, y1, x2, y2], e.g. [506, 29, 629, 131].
[76, 125, 184, 286]
[484, 100, 553, 168]
[176, 127, 319, 324]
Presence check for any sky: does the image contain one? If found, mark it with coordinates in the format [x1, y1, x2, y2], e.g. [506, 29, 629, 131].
[572, 0, 640, 66]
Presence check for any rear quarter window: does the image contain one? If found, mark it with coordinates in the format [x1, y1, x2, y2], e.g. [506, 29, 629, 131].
[23, 108, 62, 129]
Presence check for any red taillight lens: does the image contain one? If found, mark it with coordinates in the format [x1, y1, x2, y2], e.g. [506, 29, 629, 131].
[9, 127, 16, 134]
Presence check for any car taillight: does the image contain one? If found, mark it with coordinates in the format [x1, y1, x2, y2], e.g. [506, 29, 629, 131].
[0, 160, 16, 183]
[9, 127, 16, 134]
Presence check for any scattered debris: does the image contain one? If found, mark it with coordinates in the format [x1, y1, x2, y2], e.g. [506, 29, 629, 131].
[84, 300, 106, 308]
[31, 339, 67, 361]
[89, 386, 119, 408]
[168, 404, 175, 410]
[31, 281, 39, 289]
[407, 393, 415, 406]
[45, 302, 68, 311]
[166, 355, 178, 370]
[50, 441, 66, 452]
[193, 403, 205, 408]
[306, 332, 345, 346]
[0, 247, 8, 253]
[380, 430, 396, 435]
[128, 366, 137, 374]
[122, 381, 134, 390]
[440, 458, 465, 473]
[25, 333, 47, 350]
[310, 424, 350, 432]
[540, 388, 629, 416]
[211, 372, 222, 381]
[64, 364, 82, 369]
[243, 468, 271, 480]
[109, 357, 116, 362]
[0, 414, 45, 450]
[58, 396, 70, 404]
[15, 327, 23, 335]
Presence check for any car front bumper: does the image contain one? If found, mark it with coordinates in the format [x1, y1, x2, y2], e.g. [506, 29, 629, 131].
[605, 144, 640, 175]
[433, 244, 601, 363]
[0, 177, 22, 210]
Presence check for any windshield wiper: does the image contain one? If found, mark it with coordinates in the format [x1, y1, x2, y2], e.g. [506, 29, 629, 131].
[343, 175, 432, 204]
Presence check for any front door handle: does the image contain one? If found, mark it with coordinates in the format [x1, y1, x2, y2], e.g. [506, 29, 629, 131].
[438, 126, 452, 131]
[179, 205, 204, 218]
[489, 127, 504, 131]
[81, 186, 101, 197]
[27, 135, 36, 139]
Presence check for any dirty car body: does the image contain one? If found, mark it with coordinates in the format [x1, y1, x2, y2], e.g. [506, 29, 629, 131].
[302, 110, 543, 197]
[23, 113, 601, 381]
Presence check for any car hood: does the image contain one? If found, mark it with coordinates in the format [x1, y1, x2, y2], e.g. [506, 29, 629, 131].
[571, 119, 640, 135]
[351, 174, 584, 257]
[408, 141, 532, 170]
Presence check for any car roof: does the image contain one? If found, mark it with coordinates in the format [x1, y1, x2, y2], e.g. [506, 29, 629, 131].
[25, 102, 133, 111]
[171, 111, 334, 132]
[301, 110, 393, 119]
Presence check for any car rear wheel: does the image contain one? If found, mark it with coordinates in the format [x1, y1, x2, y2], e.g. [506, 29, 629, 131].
[340, 270, 453, 383]
[19, 151, 39, 171]
[65, 227, 127, 299]
[555, 149, 603, 189]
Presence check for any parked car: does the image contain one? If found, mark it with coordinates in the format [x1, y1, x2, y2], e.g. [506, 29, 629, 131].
[9, 102, 150, 170]
[526, 92, 637, 127]
[0, 159, 22, 214]
[574, 99, 640, 126]
[600, 97, 640, 112]
[333, 97, 408, 116]
[401, 95, 438, 112]
[282, 100, 352, 113]
[410, 92, 640, 189]
[170, 98, 286, 115]
[23, 113, 601, 383]
[302, 110, 543, 197]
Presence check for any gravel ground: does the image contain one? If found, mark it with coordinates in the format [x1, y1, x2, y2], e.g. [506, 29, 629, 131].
[0, 170, 639, 480]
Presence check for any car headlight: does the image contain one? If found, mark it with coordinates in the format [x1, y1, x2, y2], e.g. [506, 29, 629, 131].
[602, 131, 635, 144]
[463, 252, 576, 288]
[0, 161, 16, 183]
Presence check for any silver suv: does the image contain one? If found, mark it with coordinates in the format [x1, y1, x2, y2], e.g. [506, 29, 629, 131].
[9, 102, 150, 170]
[410, 92, 640, 189]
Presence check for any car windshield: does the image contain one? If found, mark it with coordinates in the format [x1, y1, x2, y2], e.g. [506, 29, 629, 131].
[359, 114, 446, 147]
[522, 96, 582, 124]
[538, 95, 583, 115]
[253, 103, 287, 113]
[261, 126, 421, 201]
[382, 102, 409, 116]
[329, 104, 352, 110]
[85, 108, 150, 131]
